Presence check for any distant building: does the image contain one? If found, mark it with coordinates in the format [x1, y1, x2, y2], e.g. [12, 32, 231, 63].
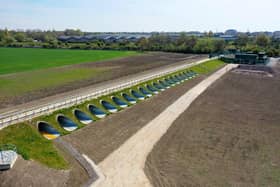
[273, 31, 280, 39]
[186, 31, 203, 37]
[225, 29, 238, 36]
[219, 35, 237, 41]
[57, 33, 151, 43]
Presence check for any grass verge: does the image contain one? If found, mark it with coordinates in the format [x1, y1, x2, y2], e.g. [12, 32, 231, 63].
[0, 123, 68, 169]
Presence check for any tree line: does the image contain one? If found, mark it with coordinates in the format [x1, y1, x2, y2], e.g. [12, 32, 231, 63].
[0, 29, 279, 56]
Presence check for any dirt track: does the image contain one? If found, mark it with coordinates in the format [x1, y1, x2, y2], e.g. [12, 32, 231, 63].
[0, 52, 206, 109]
[145, 65, 280, 187]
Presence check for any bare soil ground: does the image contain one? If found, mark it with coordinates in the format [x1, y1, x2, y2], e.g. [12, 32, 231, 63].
[0, 52, 205, 109]
[145, 65, 280, 187]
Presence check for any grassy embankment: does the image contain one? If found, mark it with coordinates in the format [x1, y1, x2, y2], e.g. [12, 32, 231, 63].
[0, 59, 224, 169]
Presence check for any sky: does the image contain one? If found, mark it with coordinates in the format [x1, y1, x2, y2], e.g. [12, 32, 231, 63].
[0, 0, 279, 32]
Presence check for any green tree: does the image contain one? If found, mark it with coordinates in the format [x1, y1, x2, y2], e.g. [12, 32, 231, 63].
[236, 33, 249, 47]
[194, 38, 212, 53]
[64, 29, 83, 36]
[255, 34, 270, 47]
[14, 33, 26, 42]
[212, 39, 225, 52]
[137, 38, 149, 51]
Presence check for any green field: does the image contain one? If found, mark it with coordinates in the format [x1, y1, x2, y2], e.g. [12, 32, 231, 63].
[0, 48, 138, 75]
[0, 66, 109, 97]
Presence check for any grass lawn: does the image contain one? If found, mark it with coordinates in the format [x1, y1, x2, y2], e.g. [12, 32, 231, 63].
[0, 48, 138, 75]
[0, 123, 68, 169]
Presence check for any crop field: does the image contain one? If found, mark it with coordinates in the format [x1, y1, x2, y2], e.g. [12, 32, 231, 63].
[0, 48, 138, 75]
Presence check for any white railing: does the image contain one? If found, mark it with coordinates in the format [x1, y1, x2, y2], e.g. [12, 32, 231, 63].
[0, 58, 211, 129]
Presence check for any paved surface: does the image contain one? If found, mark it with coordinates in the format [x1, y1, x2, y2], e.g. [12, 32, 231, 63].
[55, 138, 98, 187]
[92, 64, 237, 187]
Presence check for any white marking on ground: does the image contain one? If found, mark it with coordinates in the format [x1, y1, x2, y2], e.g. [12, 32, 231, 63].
[91, 64, 237, 187]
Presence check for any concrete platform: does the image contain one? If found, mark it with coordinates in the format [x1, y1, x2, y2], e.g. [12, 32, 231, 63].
[0, 150, 17, 170]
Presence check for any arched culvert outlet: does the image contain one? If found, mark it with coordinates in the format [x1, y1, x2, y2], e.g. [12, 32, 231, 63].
[139, 87, 152, 97]
[122, 93, 137, 104]
[37, 121, 60, 140]
[184, 71, 192, 79]
[185, 71, 193, 78]
[111, 96, 128, 108]
[159, 80, 170, 89]
[153, 82, 165, 91]
[186, 70, 196, 78]
[179, 72, 189, 80]
[175, 75, 185, 82]
[176, 74, 184, 81]
[56, 115, 78, 132]
[131, 90, 145, 100]
[146, 84, 159, 94]
[170, 76, 180, 84]
[100, 100, 118, 113]
[164, 78, 175, 86]
[88, 104, 107, 118]
[192, 70, 198, 76]
[73, 109, 93, 125]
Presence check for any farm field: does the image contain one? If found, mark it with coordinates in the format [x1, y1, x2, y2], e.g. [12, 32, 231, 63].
[145, 64, 280, 186]
[0, 48, 138, 75]
[0, 50, 205, 109]
[0, 66, 108, 97]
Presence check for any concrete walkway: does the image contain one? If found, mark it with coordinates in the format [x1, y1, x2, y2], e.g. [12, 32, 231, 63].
[92, 64, 237, 187]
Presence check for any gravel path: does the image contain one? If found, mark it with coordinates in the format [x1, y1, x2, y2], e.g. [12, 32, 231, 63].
[93, 64, 237, 187]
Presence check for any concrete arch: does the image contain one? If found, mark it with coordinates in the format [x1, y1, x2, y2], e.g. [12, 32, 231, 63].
[121, 93, 137, 104]
[37, 121, 60, 140]
[152, 82, 165, 91]
[111, 96, 128, 108]
[100, 100, 118, 113]
[56, 114, 78, 132]
[88, 104, 107, 119]
[130, 90, 145, 100]
[138, 87, 152, 97]
[158, 80, 170, 88]
[73, 109, 93, 125]
[146, 84, 159, 94]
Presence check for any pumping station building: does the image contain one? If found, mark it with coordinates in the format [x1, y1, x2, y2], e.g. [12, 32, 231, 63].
[220, 52, 269, 65]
